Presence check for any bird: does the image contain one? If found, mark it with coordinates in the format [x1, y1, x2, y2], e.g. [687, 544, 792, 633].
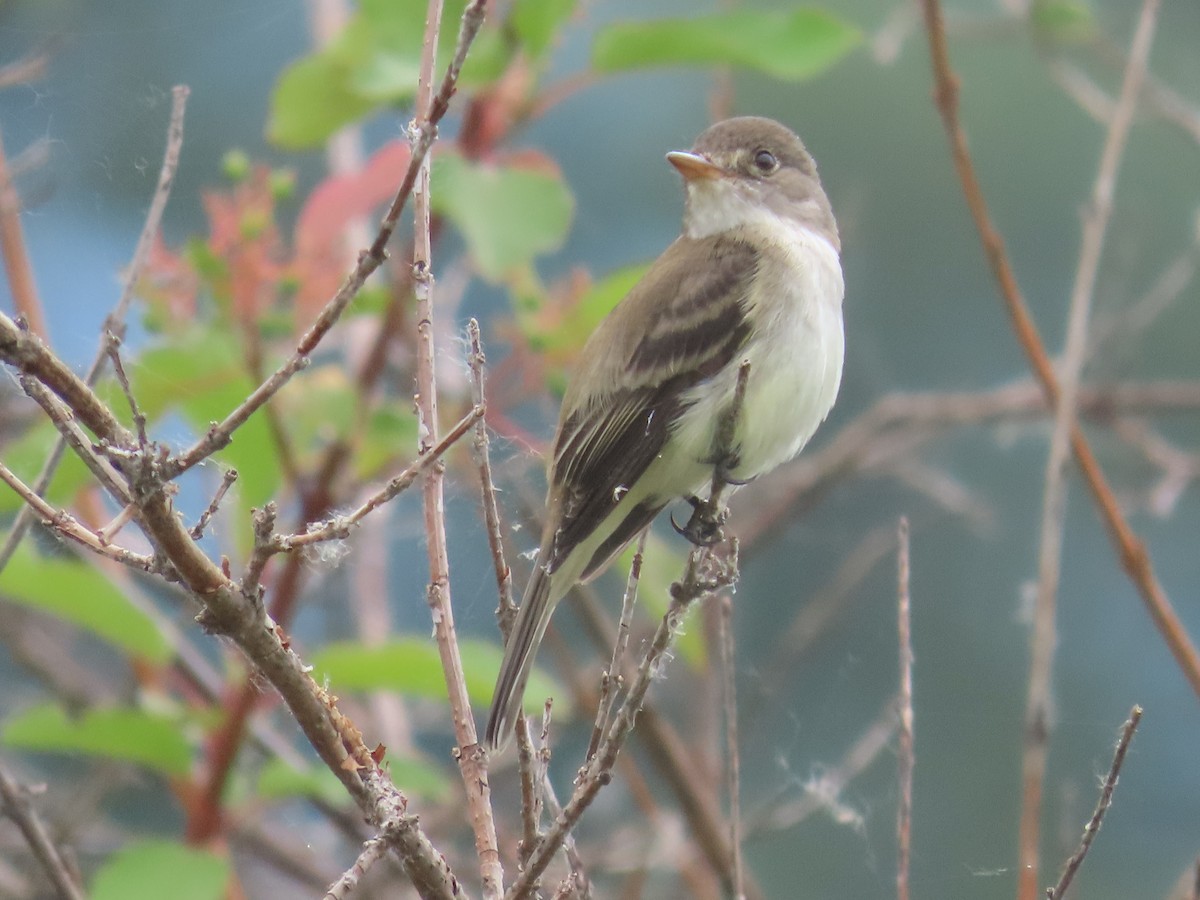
[485, 116, 845, 750]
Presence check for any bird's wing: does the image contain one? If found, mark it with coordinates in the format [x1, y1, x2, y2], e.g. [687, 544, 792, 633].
[543, 234, 758, 576]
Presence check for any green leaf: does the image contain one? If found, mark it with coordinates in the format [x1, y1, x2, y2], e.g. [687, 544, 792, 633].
[1031, 0, 1097, 43]
[276, 364, 358, 465]
[432, 153, 574, 281]
[129, 329, 280, 511]
[555, 262, 648, 350]
[457, 26, 515, 88]
[267, 52, 376, 150]
[313, 637, 569, 716]
[3, 704, 192, 777]
[268, 0, 506, 148]
[0, 547, 172, 663]
[592, 9, 860, 82]
[512, 0, 576, 59]
[92, 840, 228, 900]
[356, 404, 420, 480]
[258, 755, 449, 804]
[0, 420, 92, 515]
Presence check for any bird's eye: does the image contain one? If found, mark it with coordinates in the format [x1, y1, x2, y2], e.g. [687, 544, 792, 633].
[753, 149, 778, 174]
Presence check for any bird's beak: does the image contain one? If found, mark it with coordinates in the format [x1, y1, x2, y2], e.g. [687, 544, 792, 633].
[666, 151, 725, 182]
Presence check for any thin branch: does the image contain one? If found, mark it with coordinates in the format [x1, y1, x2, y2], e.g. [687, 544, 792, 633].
[468, 318, 515, 623]
[0, 460, 153, 571]
[190, 468, 239, 540]
[0, 127, 47, 339]
[467, 318, 538, 875]
[587, 531, 646, 762]
[1045, 706, 1143, 900]
[0, 765, 86, 900]
[18, 374, 133, 507]
[324, 837, 390, 900]
[718, 594, 744, 900]
[737, 378, 1200, 554]
[0, 313, 463, 900]
[918, 0, 1200, 706]
[268, 404, 484, 552]
[508, 543, 740, 900]
[1019, 4, 1159, 895]
[411, 0, 500, 896]
[539, 763, 591, 899]
[0, 85, 188, 575]
[567, 554, 763, 898]
[896, 517, 914, 900]
[165, 0, 490, 482]
[104, 333, 148, 448]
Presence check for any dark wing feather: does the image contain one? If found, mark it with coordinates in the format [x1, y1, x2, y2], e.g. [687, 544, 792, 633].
[542, 234, 758, 575]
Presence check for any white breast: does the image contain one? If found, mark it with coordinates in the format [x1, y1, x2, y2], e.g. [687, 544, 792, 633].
[671, 218, 845, 485]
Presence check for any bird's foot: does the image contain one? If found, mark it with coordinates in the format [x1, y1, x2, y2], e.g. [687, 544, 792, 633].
[670, 495, 728, 547]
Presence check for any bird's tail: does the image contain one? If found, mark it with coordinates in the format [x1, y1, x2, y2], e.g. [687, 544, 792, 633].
[485, 565, 555, 750]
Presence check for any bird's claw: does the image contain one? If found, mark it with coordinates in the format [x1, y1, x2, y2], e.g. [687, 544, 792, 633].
[670, 496, 728, 547]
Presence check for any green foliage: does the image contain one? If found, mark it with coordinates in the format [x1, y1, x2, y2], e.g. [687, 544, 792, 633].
[432, 152, 575, 282]
[0, 419, 91, 515]
[1030, 0, 1097, 44]
[357, 404, 421, 480]
[313, 636, 570, 717]
[268, 0, 507, 149]
[551, 262, 648, 351]
[258, 755, 450, 805]
[91, 840, 228, 900]
[129, 328, 280, 513]
[511, 0, 576, 59]
[3, 704, 192, 777]
[592, 9, 861, 81]
[0, 546, 172, 663]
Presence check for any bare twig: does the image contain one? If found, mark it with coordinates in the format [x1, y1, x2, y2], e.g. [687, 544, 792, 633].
[1018, 4, 1159, 895]
[268, 404, 484, 552]
[1045, 706, 1143, 899]
[190, 468, 239, 540]
[718, 594, 744, 900]
[0, 128, 47, 339]
[324, 837, 390, 900]
[467, 319, 539, 874]
[896, 517, 914, 900]
[411, 0, 500, 896]
[567, 552, 763, 898]
[1090, 237, 1199, 364]
[18, 375, 133, 507]
[468, 319, 515, 622]
[919, 0, 1200, 706]
[738, 378, 1200, 554]
[165, 0, 489, 482]
[0, 313, 463, 900]
[104, 334, 147, 448]
[0, 461, 153, 571]
[0, 86, 188, 575]
[538, 764, 591, 899]
[508, 543, 740, 900]
[0, 765, 86, 900]
[587, 531, 646, 762]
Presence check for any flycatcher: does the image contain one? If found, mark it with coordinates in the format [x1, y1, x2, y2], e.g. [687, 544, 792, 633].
[485, 116, 845, 750]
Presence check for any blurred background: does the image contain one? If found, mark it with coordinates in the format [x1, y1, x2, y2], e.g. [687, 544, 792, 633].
[1, 0, 1199, 897]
